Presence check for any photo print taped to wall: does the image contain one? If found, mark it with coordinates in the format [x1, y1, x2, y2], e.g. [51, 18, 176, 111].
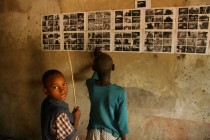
[176, 5, 210, 54]
[143, 8, 176, 53]
[114, 9, 141, 52]
[63, 12, 86, 51]
[87, 10, 112, 52]
[135, 0, 151, 9]
[41, 14, 61, 51]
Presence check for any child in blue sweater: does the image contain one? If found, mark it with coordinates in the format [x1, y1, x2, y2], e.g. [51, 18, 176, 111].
[86, 50, 129, 140]
[41, 69, 81, 140]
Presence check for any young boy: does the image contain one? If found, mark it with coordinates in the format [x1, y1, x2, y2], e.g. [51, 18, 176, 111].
[86, 51, 129, 140]
[41, 69, 81, 140]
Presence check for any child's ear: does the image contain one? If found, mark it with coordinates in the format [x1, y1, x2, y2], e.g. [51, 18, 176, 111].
[43, 88, 48, 95]
[112, 64, 115, 71]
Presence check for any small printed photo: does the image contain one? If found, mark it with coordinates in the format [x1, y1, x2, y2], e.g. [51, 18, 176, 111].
[49, 45, 54, 50]
[198, 32, 208, 38]
[178, 15, 188, 22]
[177, 32, 187, 38]
[54, 33, 60, 38]
[179, 8, 188, 15]
[42, 27, 48, 32]
[103, 23, 111, 30]
[115, 45, 123, 51]
[63, 14, 70, 19]
[43, 44, 49, 50]
[163, 39, 172, 46]
[95, 32, 103, 38]
[189, 15, 198, 22]
[178, 39, 186, 45]
[199, 15, 209, 22]
[115, 33, 123, 38]
[146, 31, 154, 38]
[132, 17, 140, 23]
[54, 39, 60, 44]
[123, 45, 131, 51]
[103, 39, 110, 44]
[115, 11, 123, 17]
[188, 32, 197, 38]
[48, 20, 53, 26]
[70, 20, 77, 25]
[162, 46, 171, 52]
[123, 25, 132, 30]
[133, 39, 140, 44]
[132, 45, 140, 51]
[43, 39, 48, 44]
[42, 16, 48, 21]
[70, 26, 77, 31]
[123, 33, 132, 38]
[154, 32, 163, 38]
[132, 23, 140, 30]
[164, 9, 173, 15]
[48, 15, 54, 20]
[54, 15, 59, 20]
[189, 7, 199, 14]
[177, 46, 186, 53]
[188, 22, 198, 29]
[71, 33, 77, 38]
[137, 1, 146, 8]
[153, 46, 162, 52]
[178, 23, 187, 29]
[132, 10, 141, 16]
[164, 16, 173, 22]
[42, 21, 47, 26]
[145, 16, 154, 22]
[186, 46, 196, 53]
[88, 39, 95, 44]
[78, 39, 84, 44]
[155, 16, 163, 22]
[115, 18, 123, 23]
[54, 26, 60, 31]
[78, 33, 84, 38]
[187, 39, 196, 46]
[88, 13, 95, 19]
[70, 14, 77, 19]
[200, 6, 209, 14]
[145, 39, 154, 45]
[104, 12, 111, 18]
[48, 33, 54, 38]
[115, 39, 122, 44]
[103, 32, 110, 38]
[124, 17, 132, 23]
[123, 38, 131, 45]
[77, 13, 84, 18]
[154, 39, 163, 46]
[154, 23, 163, 29]
[145, 23, 154, 29]
[163, 32, 172, 38]
[145, 44, 153, 51]
[196, 47, 206, 53]
[164, 23, 173, 29]
[132, 32, 140, 38]
[48, 26, 53, 32]
[102, 45, 110, 51]
[155, 9, 164, 15]
[146, 9, 154, 15]
[88, 45, 95, 50]
[199, 22, 209, 29]
[197, 39, 207, 46]
[96, 12, 103, 18]
[124, 10, 132, 16]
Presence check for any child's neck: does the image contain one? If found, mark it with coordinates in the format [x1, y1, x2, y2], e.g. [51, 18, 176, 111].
[96, 74, 111, 86]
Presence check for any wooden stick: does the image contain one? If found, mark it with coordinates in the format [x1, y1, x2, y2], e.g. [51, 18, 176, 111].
[67, 51, 77, 107]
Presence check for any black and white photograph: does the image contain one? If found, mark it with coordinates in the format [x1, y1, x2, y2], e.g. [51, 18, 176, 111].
[135, 0, 151, 9]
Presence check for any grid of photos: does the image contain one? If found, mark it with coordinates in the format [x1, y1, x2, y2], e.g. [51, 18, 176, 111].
[176, 6, 210, 54]
[114, 32, 141, 52]
[63, 13, 85, 50]
[115, 9, 141, 30]
[87, 32, 111, 51]
[42, 14, 61, 50]
[88, 11, 111, 31]
[144, 31, 173, 52]
[177, 31, 208, 53]
[144, 8, 175, 53]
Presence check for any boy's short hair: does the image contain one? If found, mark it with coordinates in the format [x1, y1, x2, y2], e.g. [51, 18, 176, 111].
[93, 53, 113, 74]
[42, 69, 63, 87]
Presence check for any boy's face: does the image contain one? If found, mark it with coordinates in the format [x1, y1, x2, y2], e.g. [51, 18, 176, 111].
[43, 74, 68, 101]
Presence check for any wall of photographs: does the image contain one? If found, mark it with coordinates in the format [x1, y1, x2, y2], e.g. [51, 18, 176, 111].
[41, 5, 210, 55]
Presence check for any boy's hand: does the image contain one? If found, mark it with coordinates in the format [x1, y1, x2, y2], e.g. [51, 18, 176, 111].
[94, 47, 102, 57]
[73, 106, 81, 121]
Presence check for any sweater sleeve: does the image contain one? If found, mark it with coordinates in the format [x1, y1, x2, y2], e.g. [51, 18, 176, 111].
[117, 90, 129, 135]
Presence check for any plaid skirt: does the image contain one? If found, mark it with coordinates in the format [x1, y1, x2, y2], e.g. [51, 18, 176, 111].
[86, 129, 119, 140]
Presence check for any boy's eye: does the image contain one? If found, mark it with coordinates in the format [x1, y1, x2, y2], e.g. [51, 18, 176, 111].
[63, 83, 67, 87]
[52, 86, 59, 90]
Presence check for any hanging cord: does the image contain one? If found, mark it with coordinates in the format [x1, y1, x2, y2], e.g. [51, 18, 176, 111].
[67, 51, 77, 107]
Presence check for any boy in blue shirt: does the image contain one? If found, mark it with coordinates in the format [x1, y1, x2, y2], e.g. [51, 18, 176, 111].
[86, 50, 129, 140]
[41, 69, 81, 140]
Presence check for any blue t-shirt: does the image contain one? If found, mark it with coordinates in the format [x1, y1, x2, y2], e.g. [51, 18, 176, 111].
[86, 72, 129, 137]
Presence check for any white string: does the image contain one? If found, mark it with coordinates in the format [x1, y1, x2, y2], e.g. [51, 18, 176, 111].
[67, 51, 77, 107]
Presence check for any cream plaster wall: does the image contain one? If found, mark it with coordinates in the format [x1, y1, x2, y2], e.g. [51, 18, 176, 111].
[0, 0, 210, 139]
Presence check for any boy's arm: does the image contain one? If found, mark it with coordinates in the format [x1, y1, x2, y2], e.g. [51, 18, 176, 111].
[72, 106, 81, 130]
[121, 134, 127, 140]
